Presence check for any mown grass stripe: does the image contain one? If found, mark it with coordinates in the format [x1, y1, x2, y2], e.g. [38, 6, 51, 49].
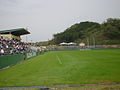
[56, 55, 62, 64]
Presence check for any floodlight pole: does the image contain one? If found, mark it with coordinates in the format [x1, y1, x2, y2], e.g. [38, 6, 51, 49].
[26, 35, 28, 43]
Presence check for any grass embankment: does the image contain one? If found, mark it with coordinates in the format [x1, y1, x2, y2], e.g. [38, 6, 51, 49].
[0, 49, 120, 87]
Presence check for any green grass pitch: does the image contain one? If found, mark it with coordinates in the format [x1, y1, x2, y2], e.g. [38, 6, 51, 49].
[0, 49, 120, 87]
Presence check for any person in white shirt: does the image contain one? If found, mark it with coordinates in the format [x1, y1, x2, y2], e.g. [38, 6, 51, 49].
[0, 48, 4, 55]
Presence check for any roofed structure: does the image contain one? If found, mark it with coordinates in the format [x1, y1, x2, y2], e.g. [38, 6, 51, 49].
[0, 28, 30, 40]
[0, 28, 30, 36]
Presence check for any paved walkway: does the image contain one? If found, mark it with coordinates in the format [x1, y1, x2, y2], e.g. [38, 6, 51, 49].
[0, 83, 120, 89]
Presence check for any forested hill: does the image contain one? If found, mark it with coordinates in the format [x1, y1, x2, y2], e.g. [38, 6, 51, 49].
[52, 18, 120, 45]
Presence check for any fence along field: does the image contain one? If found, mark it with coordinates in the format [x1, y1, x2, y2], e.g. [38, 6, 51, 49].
[0, 49, 120, 88]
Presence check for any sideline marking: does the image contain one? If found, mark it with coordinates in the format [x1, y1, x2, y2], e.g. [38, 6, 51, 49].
[56, 55, 62, 64]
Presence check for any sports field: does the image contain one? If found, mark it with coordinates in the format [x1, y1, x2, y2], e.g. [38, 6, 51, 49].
[0, 49, 120, 87]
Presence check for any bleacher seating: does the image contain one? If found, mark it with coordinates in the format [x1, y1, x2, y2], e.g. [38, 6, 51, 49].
[0, 36, 29, 56]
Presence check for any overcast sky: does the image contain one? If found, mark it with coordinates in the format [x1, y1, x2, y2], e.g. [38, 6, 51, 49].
[0, 0, 120, 42]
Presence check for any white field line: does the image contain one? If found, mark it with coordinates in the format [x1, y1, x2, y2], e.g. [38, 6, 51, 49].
[56, 55, 62, 64]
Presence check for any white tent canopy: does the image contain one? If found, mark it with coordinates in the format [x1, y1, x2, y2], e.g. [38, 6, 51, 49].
[60, 42, 76, 45]
[68, 42, 76, 45]
[79, 42, 85, 46]
[60, 42, 68, 45]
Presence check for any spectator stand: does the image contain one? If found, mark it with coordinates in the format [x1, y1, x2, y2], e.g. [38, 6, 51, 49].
[0, 28, 30, 69]
[0, 28, 30, 55]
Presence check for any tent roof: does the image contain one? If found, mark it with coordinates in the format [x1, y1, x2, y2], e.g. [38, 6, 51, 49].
[68, 42, 76, 45]
[60, 42, 68, 45]
[0, 28, 30, 36]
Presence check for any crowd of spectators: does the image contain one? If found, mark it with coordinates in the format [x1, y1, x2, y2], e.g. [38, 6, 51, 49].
[0, 36, 29, 56]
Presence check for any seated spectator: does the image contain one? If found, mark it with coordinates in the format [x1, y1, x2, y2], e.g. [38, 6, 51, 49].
[0, 36, 30, 56]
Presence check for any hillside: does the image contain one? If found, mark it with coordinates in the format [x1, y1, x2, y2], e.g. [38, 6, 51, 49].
[52, 18, 120, 45]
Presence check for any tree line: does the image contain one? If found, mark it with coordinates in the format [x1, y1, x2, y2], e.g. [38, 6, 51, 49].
[35, 18, 120, 46]
[50, 18, 120, 45]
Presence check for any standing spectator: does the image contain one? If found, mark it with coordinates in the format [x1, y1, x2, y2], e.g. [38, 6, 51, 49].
[0, 48, 4, 56]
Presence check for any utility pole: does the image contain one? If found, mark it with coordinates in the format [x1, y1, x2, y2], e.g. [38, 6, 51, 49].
[87, 37, 90, 48]
[93, 35, 96, 48]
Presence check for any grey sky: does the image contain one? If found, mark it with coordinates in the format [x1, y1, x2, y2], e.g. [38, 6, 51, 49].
[0, 0, 120, 42]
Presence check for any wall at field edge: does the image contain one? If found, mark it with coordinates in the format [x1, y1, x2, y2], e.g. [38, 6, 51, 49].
[0, 54, 25, 69]
[0, 51, 42, 69]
